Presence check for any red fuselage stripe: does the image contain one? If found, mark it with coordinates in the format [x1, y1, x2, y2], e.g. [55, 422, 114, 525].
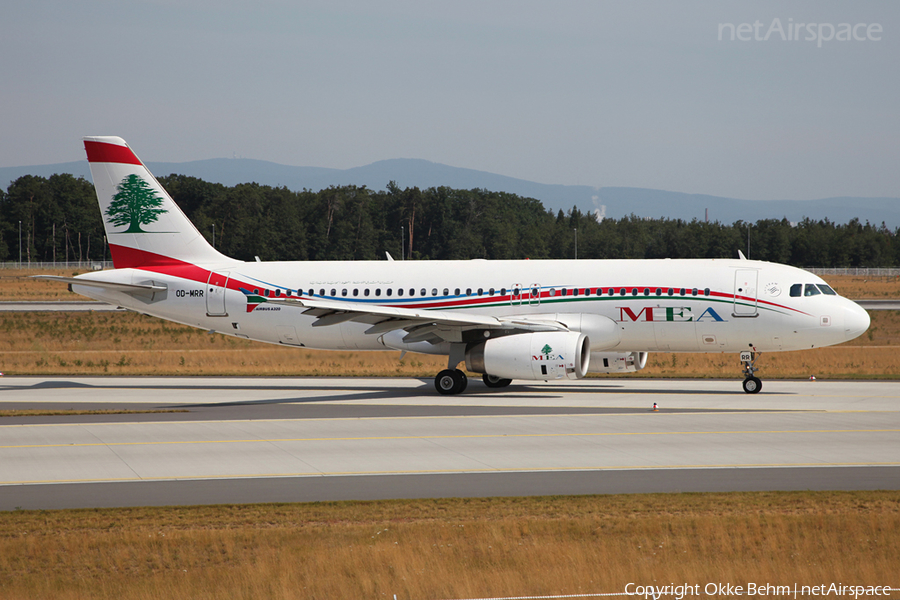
[109, 245, 810, 316]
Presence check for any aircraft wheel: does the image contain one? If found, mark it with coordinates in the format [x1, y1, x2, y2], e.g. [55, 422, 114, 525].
[455, 369, 468, 393]
[435, 369, 461, 395]
[483, 373, 512, 388]
[742, 376, 762, 394]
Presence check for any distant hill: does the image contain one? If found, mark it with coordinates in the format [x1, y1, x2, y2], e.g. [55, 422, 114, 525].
[3, 158, 898, 228]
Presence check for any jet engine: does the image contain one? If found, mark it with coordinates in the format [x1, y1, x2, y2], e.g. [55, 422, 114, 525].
[465, 331, 590, 381]
[587, 351, 648, 373]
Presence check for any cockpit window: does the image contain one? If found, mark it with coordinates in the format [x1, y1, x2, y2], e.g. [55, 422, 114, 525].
[804, 284, 821, 297]
[817, 284, 837, 296]
[790, 284, 802, 297]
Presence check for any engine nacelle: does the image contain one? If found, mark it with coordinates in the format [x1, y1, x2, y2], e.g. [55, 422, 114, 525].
[588, 351, 648, 373]
[466, 331, 591, 381]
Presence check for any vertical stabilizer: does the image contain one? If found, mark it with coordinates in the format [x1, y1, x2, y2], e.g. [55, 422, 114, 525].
[84, 136, 228, 268]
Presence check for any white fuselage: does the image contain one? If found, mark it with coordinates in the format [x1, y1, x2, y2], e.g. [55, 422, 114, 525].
[73, 257, 870, 356]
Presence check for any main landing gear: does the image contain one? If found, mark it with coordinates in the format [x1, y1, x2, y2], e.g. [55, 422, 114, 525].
[482, 374, 512, 389]
[434, 370, 513, 395]
[435, 369, 468, 395]
[740, 349, 762, 394]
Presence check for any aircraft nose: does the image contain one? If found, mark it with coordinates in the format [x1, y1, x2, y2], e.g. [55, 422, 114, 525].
[844, 302, 871, 341]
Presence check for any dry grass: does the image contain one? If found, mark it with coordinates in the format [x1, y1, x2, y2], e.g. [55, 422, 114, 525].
[0, 268, 87, 302]
[827, 275, 900, 298]
[0, 492, 897, 600]
[1, 309, 898, 378]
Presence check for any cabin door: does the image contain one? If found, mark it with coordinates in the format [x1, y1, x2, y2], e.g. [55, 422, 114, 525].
[733, 269, 758, 316]
[206, 271, 230, 316]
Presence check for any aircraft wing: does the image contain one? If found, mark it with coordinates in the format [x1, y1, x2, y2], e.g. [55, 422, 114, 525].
[260, 294, 568, 344]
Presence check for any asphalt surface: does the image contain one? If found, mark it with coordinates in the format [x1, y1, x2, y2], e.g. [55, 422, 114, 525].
[1, 377, 899, 509]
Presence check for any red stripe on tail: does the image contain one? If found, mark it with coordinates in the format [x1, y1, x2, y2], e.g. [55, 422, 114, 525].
[84, 140, 142, 165]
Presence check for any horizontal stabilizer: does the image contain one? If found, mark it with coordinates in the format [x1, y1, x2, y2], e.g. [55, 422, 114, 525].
[32, 275, 167, 294]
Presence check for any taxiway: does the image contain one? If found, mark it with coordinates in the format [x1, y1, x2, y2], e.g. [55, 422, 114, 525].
[1, 377, 898, 509]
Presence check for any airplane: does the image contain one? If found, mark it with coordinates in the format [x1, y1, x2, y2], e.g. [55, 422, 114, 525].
[40, 136, 871, 395]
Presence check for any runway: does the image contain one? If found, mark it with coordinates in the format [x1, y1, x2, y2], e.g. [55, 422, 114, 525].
[1, 377, 899, 510]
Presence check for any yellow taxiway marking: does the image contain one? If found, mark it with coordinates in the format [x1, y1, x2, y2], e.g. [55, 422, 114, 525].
[2, 428, 899, 450]
[4, 462, 900, 486]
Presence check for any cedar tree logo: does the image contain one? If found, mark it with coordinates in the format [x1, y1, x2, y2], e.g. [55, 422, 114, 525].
[541, 344, 553, 358]
[105, 174, 168, 233]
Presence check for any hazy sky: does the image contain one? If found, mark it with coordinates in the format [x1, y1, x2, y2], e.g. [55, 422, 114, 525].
[2, 1, 898, 200]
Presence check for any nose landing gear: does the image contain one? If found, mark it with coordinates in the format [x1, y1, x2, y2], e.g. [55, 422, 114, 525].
[740, 349, 762, 394]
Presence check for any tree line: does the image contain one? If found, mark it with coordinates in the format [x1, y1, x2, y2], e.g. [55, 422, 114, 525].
[1, 173, 898, 266]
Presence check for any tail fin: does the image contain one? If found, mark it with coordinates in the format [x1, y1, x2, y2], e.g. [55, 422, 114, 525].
[84, 136, 228, 269]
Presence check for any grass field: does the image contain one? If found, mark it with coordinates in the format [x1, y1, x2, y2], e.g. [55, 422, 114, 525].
[1, 492, 897, 600]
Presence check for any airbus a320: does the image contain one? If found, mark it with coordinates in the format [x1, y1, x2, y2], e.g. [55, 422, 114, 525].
[41, 137, 871, 395]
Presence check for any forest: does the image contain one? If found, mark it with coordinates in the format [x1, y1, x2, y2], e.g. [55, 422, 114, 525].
[1, 173, 898, 266]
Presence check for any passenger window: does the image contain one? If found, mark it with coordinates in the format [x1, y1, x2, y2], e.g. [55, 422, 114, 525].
[254, 289, 260, 295]
[704, 288, 710, 296]
[375, 289, 381, 297]
[341, 289, 347, 297]
[466, 288, 472, 296]
[308, 289, 314, 297]
[364, 289, 370, 297]
[608, 288, 615, 296]
[443, 288, 449, 296]
[620, 289, 626, 296]
[500, 288, 506, 296]
[488, 288, 495, 296]
[680, 288, 685, 296]
[420, 288, 426, 296]
[644, 288, 650, 296]
[817, 284, 837, 295]
[409, 289, 415, 296]
[631, 289, 638, 296]
[549, 289, 556, 297]
[431, 288, 438, 296]
[595, 288, 602, 296]
[560, 288, 566, 297]
[804, 284, 821, 297]
[655, 288, 661, 296]
[330, 289, 336, 297]
[667, 289, 674, 296]
[353, 289, 359, 297]
[398, 288, 404, 296]
[455, 288, 461, 296]
[573, 288, 579, 297]
[692, 288, 697, 296]
[386, 289, 392, 297]
[790, 284, 802, 297]
[477, 288, 483, 296]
